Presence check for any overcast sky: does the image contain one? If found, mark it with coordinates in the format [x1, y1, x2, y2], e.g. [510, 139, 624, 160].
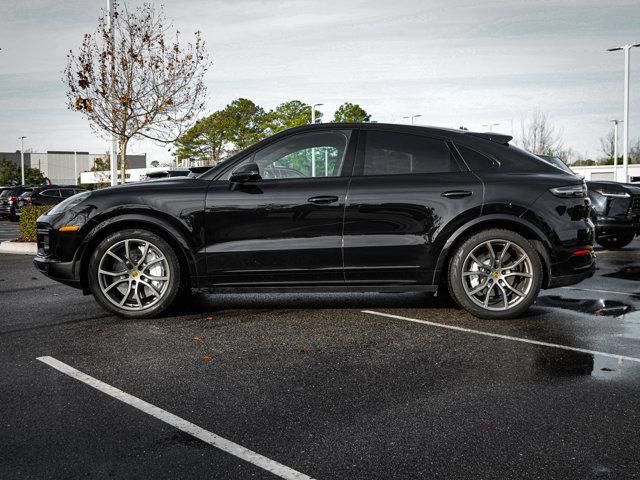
[1, 0, 639, 163]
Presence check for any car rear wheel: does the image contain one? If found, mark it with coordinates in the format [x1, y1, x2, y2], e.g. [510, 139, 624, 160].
[88, 229, 181, 319]
[596, 233, 635, 250]
[448, 229, 542, 319]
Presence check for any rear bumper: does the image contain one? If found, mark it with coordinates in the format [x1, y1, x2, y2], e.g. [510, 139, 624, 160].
[547, 260, 596, 288]
[32, 255, 81, 289]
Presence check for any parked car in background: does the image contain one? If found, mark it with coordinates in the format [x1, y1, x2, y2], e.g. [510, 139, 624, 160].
[0, 186, 34, 221]
[537, 155, 640, 249]
[15, 185, 87, 218]
[586, 180, 640, 249]
[187, 166, 212, 177]
[143, 169, 191, 181]
[34, 123, 595, 320]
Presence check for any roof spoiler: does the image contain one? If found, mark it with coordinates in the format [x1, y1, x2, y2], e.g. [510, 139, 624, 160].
[467, 132, 513, 145]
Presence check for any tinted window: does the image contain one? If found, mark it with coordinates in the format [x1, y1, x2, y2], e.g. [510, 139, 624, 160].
[60, 188, 75, 198]
[361, 131, 459, 176]
[227, 130, 351, 180]
[40, 189, 61, 197]
[456, 145, 495, 171]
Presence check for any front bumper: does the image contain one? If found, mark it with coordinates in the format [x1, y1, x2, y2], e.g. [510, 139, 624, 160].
[33, 255, 81, 289]
[594, 218, 639, 239]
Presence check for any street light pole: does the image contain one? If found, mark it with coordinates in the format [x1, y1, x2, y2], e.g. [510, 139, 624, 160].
[611, 119, 622, 181]
[310, 103, 323, 177]
[107, 0, 118, 186]
[402, 114, 422, 125]
[19, 136, 26, 185]
[482, 123, 500, 132]
[608, 43, 640, 183]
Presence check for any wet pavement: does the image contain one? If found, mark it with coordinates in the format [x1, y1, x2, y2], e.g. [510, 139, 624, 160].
[1, 238, 640, 479]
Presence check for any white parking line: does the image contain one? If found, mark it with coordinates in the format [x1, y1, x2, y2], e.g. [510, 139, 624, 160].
[560, 286, 635, 296]
[362, 310, 640, 364]
[37, 356, 316, 480]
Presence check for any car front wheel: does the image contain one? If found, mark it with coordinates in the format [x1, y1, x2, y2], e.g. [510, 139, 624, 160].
[448, 229, 542, 319]
[88, 229, 181, 318]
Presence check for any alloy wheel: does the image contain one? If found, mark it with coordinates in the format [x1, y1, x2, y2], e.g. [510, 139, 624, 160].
[461, 239, 534, 311]
[97, 239, 171, 311]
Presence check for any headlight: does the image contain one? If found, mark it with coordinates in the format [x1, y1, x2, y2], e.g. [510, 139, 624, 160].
[549, 184, 587, 198]
[593, 188, 630, 198]
[47, 191, 91, 216]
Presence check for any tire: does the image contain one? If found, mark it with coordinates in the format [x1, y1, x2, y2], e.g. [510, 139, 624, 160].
[596, 233, 635, 250]
[448, 229, 543, 319]
[88, 228, 182, 319]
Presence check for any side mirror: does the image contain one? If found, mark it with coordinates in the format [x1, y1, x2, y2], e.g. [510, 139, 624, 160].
[230, 163, 261, 184]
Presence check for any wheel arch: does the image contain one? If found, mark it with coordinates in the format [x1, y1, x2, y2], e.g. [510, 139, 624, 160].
[432, 214, 553, 288]
[76, 213, 198, 294]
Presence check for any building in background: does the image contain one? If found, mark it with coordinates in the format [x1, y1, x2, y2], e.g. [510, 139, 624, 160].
[570, 164, 640, 183]
[0, 151, 146, 185]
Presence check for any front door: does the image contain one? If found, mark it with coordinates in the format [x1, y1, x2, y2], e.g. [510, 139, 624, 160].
[343, 129, 483, 285]
[204, 129, 356, 286]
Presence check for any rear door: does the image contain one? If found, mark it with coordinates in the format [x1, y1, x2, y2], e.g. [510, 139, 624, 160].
[204, 129, 356, 286]
[343, 129, 483, 285]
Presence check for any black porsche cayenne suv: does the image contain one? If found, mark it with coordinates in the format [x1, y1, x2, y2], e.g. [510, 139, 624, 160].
[33, 123, 595, 319]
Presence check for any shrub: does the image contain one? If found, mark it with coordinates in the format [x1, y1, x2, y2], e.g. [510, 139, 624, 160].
[19, 205, 52, 241]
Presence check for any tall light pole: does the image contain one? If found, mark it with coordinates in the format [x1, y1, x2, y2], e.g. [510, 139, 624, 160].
[611, 119, 622, 181]
[310, 103, 323, 177]
[608, 43, 640, 183]
[482, 123, 500, 132]
[402, 114, 422, 125]
[19, 136, 26, 185]
[107, 0, 118, 186]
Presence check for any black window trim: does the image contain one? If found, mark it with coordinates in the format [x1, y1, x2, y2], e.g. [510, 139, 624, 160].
[352, 129, 466, 177]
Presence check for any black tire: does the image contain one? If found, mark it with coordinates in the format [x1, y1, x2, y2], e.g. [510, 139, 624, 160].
[88, 228, 181, 319]
[448, 229, 543, 319]
[596, 233, 635, 250]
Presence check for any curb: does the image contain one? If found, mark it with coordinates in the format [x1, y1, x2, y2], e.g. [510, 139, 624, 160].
[0, 240, 37, 255]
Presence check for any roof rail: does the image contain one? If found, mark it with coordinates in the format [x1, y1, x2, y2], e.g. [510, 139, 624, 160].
[467, 132, 513, 145]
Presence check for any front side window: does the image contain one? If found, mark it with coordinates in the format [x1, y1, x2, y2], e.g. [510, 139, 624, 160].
[361, 131, 460, 176]
[226, 130, 351, 180]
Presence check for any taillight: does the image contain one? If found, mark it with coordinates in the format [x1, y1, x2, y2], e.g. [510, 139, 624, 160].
[549, 184, 587, 198]
[8, 195, 17, 204]
[26, 196, 32, 205]
[571, 247, 594, 256]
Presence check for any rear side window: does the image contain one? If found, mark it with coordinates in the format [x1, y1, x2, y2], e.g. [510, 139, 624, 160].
[40, 189, 61, 198]
[456, 145, 496, 171]
[360, 131, 459, 176]
[60, 189, 75, 198]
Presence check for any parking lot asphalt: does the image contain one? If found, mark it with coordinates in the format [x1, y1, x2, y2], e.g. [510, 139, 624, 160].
[2, 239, 640, 480]
[0, 220, 19, 242]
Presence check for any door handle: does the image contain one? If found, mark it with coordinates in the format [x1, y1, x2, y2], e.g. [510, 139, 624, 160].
[307, 195, 339, 204]
[441, 190, 472, 199]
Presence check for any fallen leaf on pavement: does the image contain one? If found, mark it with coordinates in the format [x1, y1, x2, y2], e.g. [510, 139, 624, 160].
[200, 354, 215, 361]
[192, 335, 203, 342]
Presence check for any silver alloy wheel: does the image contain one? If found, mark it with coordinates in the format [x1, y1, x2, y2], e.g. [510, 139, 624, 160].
[461, 239, 534, 311]
[97, 239, 170, 311]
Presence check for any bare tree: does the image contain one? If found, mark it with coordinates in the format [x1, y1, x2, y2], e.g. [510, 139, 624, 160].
[64, 2, 210, 183]
[518, 109, 565, 157]
[599, 128, 615, 159]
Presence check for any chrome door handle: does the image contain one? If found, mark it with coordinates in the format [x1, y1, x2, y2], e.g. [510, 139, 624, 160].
[441, 190, 472, 199]
[307, 195, 339, 204]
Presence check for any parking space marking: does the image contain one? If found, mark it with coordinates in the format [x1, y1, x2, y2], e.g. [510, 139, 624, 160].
[362, 310, 640, 364]
[37, 356, 316, 480]
[560, 286, 635, 296]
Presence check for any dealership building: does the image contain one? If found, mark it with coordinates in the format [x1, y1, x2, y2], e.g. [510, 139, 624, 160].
[0, 151, 147, 185]
[569, 164, 640, 183]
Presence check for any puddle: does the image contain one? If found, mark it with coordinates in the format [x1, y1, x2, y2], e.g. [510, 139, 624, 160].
[536, 296, 634, 317]
[602, 265, 640, 282]
[533, 346, 628, 379]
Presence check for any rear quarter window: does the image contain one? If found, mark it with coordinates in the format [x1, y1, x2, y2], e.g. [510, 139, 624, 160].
[455, 145, 496, 171]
